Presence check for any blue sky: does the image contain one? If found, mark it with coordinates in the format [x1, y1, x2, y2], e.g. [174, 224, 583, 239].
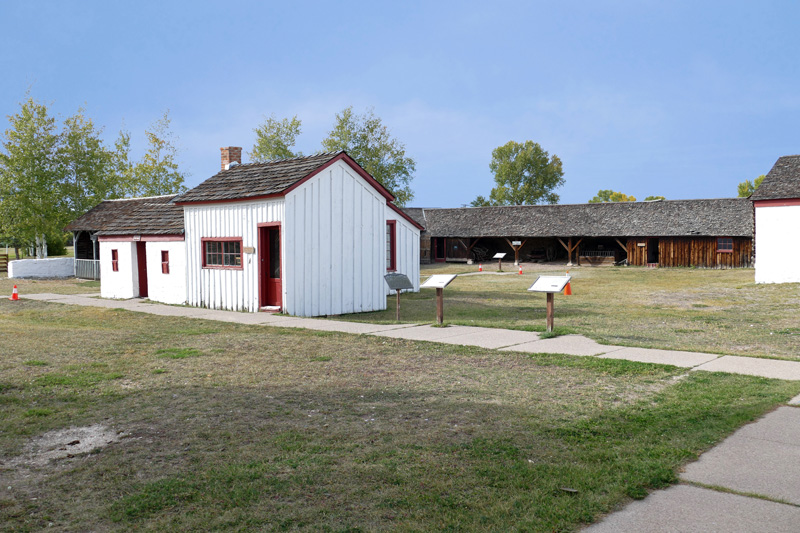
[2, 1, 798, 207]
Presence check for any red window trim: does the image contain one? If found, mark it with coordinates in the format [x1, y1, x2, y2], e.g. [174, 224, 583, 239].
[111, 249, 119, 272]
[716, 237, 734, 253]
[161, 250, 170, 274]
[386, 220, 397, 272]
[201, 237, 244, 270]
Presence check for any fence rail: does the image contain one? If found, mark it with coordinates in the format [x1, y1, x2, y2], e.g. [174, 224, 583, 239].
[580, 250, 616, 257]
[0, 254, 7, 273]
[75, 259, 100, 280]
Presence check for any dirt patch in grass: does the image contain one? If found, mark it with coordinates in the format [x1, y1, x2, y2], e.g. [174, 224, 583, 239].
[6, 424, 124, 468]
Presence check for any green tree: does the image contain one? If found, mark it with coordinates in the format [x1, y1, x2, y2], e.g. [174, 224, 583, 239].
[249, 114, 302, 162]
[61, 109, 120, 220]
[477, 140, 564, 206]
[470, 195, 492, 207]
[737, 175, 765, 197]
[588, 190, 637, 203]
[124, 111, 187, 197]
[0, 96, 65, 257]
[321, 106, 416, 206]
[644, 195, 665, 201]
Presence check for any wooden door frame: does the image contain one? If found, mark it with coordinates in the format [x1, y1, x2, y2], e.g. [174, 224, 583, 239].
[433, 237, 446, 262]
[136, 241, 148, 298]
[257, 222, 283, 308]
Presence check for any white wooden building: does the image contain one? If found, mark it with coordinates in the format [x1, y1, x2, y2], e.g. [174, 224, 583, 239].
[67, 149, 422, 316]
[66, 196, 187, 304]
[752, 155, 800, 284]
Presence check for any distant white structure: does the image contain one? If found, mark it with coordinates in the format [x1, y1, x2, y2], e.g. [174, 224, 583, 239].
[8, 257, 73, 279]
[752, 155, 800, 284]
[67, 148, 422, 316]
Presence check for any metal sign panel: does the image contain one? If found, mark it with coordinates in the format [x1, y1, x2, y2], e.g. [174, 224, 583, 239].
[528, 275, 572, 293]
[384, 273, 414, 291]
[493, 252, 507, 259]
[511, 240, 522, 246]
[420, 274, 457, 289]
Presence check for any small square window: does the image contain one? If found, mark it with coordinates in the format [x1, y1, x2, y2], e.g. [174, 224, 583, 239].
[717, 237, 733, 253]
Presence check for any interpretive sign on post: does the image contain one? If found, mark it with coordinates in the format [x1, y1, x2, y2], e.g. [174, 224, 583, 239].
[384, 273, 414, 321]
[420, 274, 457, 325]
[528, 275, 572, 332]
[493, 252, 507, 271]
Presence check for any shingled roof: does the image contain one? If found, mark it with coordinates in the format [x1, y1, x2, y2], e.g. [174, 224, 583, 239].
[750, 155, 800, 201]
[65, 195, 184, 235]
[173, 152, 344, 204]
[413, 198, 753, 238]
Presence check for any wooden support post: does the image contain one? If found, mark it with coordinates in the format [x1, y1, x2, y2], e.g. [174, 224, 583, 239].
[567, 237, 573, 266]
[436, 287, 444, 325]
[546, 292, 554, 332]
[498, 257, 503, 271]
[396, 289, 401, 322]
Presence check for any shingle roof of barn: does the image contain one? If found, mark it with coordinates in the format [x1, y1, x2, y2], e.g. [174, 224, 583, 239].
[65, 195, 184, 235]
[750, 155, 800, 201]
[173, 152, 342, 204]
[416, 198, 753, 238]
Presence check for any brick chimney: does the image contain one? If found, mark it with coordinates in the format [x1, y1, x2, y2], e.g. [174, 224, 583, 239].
[220, 146, 242, 170]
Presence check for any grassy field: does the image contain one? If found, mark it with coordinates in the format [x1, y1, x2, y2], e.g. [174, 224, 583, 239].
[339, 263, 800, 360]
[1, 298, 799, 531]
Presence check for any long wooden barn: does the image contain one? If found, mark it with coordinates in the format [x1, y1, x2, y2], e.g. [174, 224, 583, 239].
[404, 198, 753, 269]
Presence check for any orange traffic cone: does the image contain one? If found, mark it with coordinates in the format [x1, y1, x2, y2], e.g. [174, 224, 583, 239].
[564, 281, 572, 296]
[478, 263, 482, 272]
[10, 285, 19, 301]
[518, 265, 523, 275]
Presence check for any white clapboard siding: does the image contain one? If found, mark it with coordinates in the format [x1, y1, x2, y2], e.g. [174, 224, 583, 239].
[99, 241, 137, 299]
[184, 199, 284, 312]
[385, 210, 421, 295]
[284, 159, 387, 317]
[755, 204, 800, 283]
[145, 241, 187, 305]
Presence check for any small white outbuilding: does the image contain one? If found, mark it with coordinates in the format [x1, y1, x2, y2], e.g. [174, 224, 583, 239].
[67, 149, 422, 316]
[752, 155, 800, 284]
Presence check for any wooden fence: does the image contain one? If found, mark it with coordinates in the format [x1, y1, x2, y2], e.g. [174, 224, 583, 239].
[0, 254, 7, 273]
[75, 259, 100, 280]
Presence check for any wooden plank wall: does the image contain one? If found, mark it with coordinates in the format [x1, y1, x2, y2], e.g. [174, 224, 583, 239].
[627, 237, 752, 268]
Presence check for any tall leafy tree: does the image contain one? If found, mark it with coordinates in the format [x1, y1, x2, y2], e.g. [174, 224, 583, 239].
[125, 111, 187, 197]
[0, 96, 65, 257]
[61, 109, 120, 219]
[249, 114, 302, 162]
[321, 106, 416, 206]
[476, 140, 564, 206]
[588, 190, 637, 203]
[737, 175, 765, 197]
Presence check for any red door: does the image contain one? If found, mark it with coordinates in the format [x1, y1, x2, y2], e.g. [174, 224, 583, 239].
[136, 241, 148, 298]
[259, 226, 282, 308]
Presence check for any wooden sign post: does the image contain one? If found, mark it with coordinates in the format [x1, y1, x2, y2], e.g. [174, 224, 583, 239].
[528, 275, 572, 332]
[420, 274, 458, 325]
[384, 273, 414, 322]
[505, 239, 526, 265]
[493, 252, 507, 272]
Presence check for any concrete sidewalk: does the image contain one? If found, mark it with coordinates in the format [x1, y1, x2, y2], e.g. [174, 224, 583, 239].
[21, 292, 800, 381]
[586, 405, 800, 533]
[20, 292, 800, 532]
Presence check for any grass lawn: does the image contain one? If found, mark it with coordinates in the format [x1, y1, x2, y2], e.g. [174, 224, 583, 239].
[1, 298, 799, 531]
[339, 263, 800, 360]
